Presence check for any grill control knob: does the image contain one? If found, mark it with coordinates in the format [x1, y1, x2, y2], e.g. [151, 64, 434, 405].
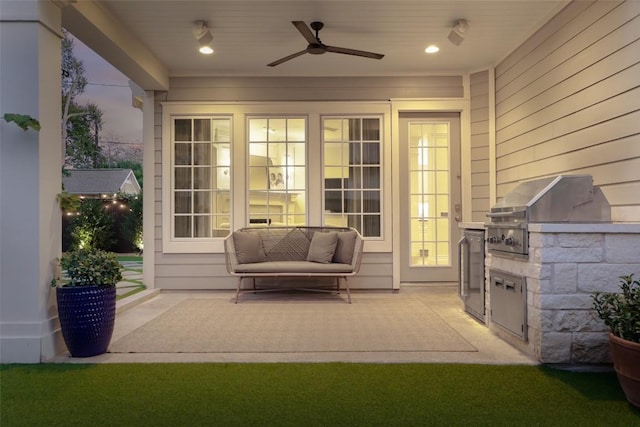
[487, 236, 499, 244]
[504, 237, 515, 246]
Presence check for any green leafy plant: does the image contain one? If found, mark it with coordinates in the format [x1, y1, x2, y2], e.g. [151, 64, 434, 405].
[56, 191, 81, 213]
[592, 274, 640, 343]
[120, 193, 143, 253]
[2, 113, 41, 131]
[53, 249, 122, 288]
[69, 198, 115, 250]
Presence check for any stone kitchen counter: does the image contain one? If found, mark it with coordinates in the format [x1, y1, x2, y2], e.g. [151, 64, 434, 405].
[487, 222, 640, 364]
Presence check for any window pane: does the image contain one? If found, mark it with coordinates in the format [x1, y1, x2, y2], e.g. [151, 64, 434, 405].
[175, 216, 191, 237]
[175, 119, 191, 141]
[362, 143, 379, 164]
[194, 192, 210, 214]
[269, 119, 287, 141]
[348, 118, 361, 141]
[194, 143, 211, 165]
[249, 166, 269, 190]
[194, 168, 210, 190]
[323, 119, 342, 141]
[212, 119, 230, 142]
[325, 190, 343, 213]
[288, 118, 306, 141]
[175, 168, 191, 189]
[175, 143, 191, 165]
[362, 118, 380, 140]
[175, 192, 191, 213]
[249, 118, 268, 141]
[363, 191, 380, 213]
[363, 215, 380, 236]
[349, 142, 361, 164]
[194, 216, 210, 238]
[194, 119, 210, 141]
[362, 167, 380, 188]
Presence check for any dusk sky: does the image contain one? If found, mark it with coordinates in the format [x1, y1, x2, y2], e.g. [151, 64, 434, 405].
[71, 35, 143, 145]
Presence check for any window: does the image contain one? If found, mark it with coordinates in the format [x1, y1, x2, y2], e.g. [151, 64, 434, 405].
[322, 117, 382, 237]
[409, 122, 450, 265]
[172, 117, 231, 239]
[247, 117, 307, 226]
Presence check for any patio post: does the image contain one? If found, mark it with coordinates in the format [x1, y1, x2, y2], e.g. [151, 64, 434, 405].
[0, 1, 64, 362]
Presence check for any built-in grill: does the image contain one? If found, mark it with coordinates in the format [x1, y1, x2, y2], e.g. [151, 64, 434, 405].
[486, 174, 611, 259]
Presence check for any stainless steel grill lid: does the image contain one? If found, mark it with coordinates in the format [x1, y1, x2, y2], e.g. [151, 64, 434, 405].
[490, 175, 611, 223]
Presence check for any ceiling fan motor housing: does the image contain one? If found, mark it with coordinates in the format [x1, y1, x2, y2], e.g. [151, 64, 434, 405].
[308, 44, 326, 54]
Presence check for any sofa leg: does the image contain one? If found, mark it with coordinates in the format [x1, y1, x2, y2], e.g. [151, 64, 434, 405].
[342, 277, 351, 304]
[235, 278, 243, 304]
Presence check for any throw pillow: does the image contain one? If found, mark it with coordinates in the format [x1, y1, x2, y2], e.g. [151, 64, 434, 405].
[233, 231, 267, 264]
[306, 231, 339, 264]
[332, 230, 357, 264]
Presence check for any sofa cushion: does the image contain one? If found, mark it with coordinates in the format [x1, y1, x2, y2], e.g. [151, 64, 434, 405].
[233, 231, 267, 264]
[235, 261, 353, 274]
[332, 230, 357, 264]
[306, 231, 339, 263]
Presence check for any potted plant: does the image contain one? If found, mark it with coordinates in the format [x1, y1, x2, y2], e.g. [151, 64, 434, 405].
[592, 274, 640, 408]
[52, 248, 123, 357]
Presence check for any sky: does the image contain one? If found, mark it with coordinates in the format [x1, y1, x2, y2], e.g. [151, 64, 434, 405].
[71, 35, 143, 145]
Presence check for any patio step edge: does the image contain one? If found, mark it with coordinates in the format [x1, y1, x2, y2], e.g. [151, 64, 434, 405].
[116, 289, 161, 315]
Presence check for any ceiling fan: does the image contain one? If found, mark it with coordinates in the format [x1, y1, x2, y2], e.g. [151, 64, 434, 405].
[267, 21, 385, 67]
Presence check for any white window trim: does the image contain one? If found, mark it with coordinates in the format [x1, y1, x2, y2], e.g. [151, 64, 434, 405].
[162, 101, 392, 254]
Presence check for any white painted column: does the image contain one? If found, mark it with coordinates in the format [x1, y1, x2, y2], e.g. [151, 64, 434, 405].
[142, 90, 155, 288]
[0, 1, 63, 362]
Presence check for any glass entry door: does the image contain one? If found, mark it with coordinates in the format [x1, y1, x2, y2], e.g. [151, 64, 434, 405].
[399, 113, 461, 282]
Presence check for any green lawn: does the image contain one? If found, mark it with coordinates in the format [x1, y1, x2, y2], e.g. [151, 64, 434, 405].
[1, 363, 638, 426]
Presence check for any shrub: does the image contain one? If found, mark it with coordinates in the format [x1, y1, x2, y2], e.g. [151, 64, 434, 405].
[120, 193, 143, 252]
[58, 248, 122, 287]
[592, 274, 640, 343]
[69, 198, 115, 250]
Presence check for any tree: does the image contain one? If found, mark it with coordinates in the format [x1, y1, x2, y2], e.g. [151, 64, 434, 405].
[65, 102, 105, 168]
[61, 29, 104, 168]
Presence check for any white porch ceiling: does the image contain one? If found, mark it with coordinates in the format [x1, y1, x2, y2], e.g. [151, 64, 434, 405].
[67, 0, 568, 81]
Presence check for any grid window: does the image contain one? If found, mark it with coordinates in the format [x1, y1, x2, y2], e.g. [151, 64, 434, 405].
[322, 117, 382, 237]
[247, 117, 307, 227]
[408, 122, 450, 265]
[172, 117, 231, 239]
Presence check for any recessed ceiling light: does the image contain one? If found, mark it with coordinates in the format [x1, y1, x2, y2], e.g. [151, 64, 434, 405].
[425, 45, 439, 54]
[199, 46, 214, 54]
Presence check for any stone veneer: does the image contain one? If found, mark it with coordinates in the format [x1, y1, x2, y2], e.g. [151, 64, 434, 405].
[486, 223, 640, 364]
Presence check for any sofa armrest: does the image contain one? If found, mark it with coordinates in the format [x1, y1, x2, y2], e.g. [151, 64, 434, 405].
[350, 229, 364, 274]
[224, 233, 239, 273]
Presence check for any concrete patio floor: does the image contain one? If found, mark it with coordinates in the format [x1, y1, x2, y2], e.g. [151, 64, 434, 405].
[52, 285, 537, 365]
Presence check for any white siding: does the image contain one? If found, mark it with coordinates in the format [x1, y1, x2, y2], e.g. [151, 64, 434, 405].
[167, 76, 464, 101]
[495, 0, 640, 222]
[469, 70, 491, 222]
[153, 76, 464, 289]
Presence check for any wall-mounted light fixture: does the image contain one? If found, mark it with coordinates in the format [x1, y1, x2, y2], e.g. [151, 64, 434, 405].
[193, 20, 214, 54]
[448, 19, 468, 46]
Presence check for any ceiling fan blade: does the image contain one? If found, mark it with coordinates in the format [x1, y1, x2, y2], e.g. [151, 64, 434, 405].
[292, 21, 318, 44]
[267, 49, 308, 67]
[325, 46, 384, 60]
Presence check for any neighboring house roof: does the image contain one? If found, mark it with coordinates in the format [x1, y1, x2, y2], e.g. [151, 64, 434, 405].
[62, 169, 141, 196]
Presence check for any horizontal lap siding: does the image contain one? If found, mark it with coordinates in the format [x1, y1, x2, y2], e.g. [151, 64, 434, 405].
[470, 70, 491, 222]
[167, 76, 463, 101]
[152, 76, 464, 289]
[495, 0, 640, 222]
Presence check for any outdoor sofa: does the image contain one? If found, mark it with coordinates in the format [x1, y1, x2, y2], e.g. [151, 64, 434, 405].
[224, 226, 363, 303]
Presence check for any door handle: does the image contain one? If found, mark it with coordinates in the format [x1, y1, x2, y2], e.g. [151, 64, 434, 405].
[457, 236, 468, 297]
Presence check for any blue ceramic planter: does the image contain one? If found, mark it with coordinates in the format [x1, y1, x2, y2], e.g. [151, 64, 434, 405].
[56, 286, 116, 357]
